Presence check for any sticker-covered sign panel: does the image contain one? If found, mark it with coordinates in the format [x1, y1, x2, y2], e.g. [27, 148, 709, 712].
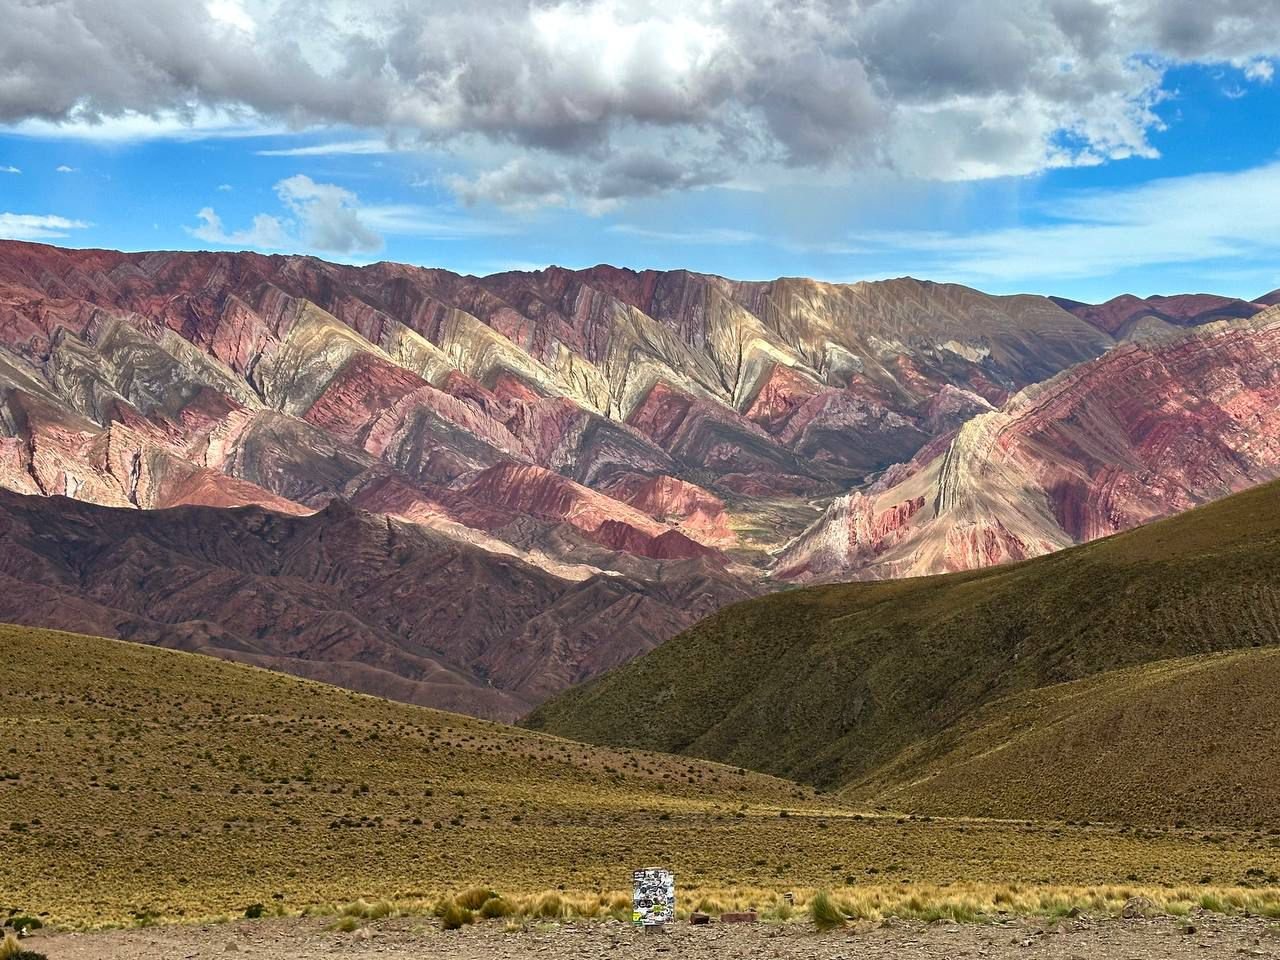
[631, 868, 675, 926]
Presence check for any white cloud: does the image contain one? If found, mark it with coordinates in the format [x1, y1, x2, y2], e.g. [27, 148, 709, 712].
[187, 207, 289, 249]
[216, 183, 233, 191]
[851, 160, 1280, 285]
[5, 108, 278, 143]
[0, 213, 91, 240]
[273, 174, 381, 253]
[3, 1, 1280, 205]
[609, 224, 762, 246]
[256, 139, 391, 157]
[55, 165, 76, 173]
[206, 0, 255, 35]
[0, 166, 19, 175]
[186, 173, 506, 253]
[1243, 58, 1276, 83]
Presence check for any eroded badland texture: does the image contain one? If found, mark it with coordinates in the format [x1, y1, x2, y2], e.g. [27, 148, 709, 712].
[2, 240, 1279, 712]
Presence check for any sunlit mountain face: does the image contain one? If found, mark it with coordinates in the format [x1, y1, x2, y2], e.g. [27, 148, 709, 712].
[0, 239, 1275, 715]
[0, 3, 1278, 716]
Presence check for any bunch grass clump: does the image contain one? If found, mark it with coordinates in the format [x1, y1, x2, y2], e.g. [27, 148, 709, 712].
[809, 890, 846, 930]
[455, 888, 496, 911]
[439, 902, 474, 931]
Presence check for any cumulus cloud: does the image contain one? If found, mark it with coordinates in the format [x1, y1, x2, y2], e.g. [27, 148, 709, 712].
[187, 173, 507, 253]
[4, 0, 1280, 205]
[0, 166, 19, 174]
[274, 174, 381, 252]
[187, 174, 380, 253]
[0, 213, 90, 240]
[55, 165, 76, 173]
[449, 150, 727, 212]
[188, 207, 289, 249]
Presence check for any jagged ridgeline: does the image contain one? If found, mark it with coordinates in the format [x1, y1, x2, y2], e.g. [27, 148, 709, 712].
[528, 478, 1280, 826]
[0, 240, 1278, 723]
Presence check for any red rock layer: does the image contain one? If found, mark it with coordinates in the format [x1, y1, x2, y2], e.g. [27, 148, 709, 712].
[7, 239, 1268, 717]
[776, 310, 1280, 582]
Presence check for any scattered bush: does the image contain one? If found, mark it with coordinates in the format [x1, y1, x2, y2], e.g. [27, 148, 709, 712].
[767, 899, 794, 922]
[440, 902, 475, 931]
[0, 920, 39, 937]
[0, 932, 46, 960]
[809, 890, 846, 931]
[455, 887, 496, 910]
[244, 903, 265, 919]
[532, 892, 564, 919]
[339, 899, 392, 920]
[329, 916, 360, 933]
[480, 897, 515, 919]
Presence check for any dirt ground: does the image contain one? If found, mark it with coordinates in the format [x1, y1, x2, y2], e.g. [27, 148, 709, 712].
[29, 913, 1280, 960]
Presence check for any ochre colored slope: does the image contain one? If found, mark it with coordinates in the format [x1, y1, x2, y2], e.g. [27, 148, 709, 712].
[848, 648, 1280, 827]
[528, 478, 1280, 795]
[7, 623, 1277, 929]
[0, 623, 823, 924]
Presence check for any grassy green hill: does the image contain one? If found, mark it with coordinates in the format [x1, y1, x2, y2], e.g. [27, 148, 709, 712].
[527, 478, 1280, 810]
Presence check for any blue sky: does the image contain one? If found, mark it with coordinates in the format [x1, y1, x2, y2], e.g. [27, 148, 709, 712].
[2, 1, 1279, 303]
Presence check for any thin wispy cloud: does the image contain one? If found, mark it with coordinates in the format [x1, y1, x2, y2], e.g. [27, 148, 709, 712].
[610, 224, 762, 246]
[0, 166, 19, 175]
[55, 165, 76, 173]
[0, 213, 90, 241]
[852, 161, 1280, 285]
[256, 139, 392, 157]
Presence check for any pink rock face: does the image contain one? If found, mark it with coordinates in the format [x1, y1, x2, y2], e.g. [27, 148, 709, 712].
[605, 473, 735, 546]
[777, 309, 1280, 582]
[744, 363, 824, 434]
[7, 238, 1278, 717]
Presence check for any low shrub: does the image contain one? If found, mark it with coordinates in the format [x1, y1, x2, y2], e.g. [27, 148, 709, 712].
[440, 902, 475, 931]
[532, 892, 564, 919]
[455, 888, 496, 911]
[480, 897, 515, 919]
[0, 932, 47, 960]
[809, 890, 846, 931]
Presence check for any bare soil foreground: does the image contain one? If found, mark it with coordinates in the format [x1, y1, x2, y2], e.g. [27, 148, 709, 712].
[30, 914, 1280, 960]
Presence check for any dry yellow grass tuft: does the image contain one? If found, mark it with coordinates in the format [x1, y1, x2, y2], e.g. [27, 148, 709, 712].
[847, 647, 1280, 826]
[3, 624, 1279, 929]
